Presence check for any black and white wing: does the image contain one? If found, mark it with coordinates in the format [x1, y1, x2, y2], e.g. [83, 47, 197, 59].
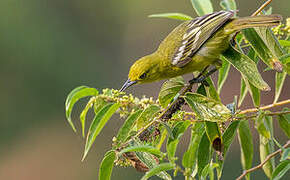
[172, 11, 235, 67]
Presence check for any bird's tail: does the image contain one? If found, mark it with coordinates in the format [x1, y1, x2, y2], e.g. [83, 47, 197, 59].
[225, 14, 282, 34]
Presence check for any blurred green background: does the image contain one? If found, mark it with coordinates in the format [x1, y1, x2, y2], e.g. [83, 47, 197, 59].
[0, 0, 289, 179]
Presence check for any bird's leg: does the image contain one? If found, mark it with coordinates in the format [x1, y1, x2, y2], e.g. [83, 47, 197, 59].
[189, 66, 218, 85]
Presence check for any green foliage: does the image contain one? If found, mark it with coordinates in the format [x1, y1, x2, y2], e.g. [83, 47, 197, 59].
[64, 0, 290, 179]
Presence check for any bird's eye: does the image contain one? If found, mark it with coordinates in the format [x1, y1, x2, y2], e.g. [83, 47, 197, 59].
[139, 73, 147, 80]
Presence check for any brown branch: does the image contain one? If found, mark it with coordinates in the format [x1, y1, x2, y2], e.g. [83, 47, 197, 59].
[238, 99, 290, 115]
[236, 140, 290, 180]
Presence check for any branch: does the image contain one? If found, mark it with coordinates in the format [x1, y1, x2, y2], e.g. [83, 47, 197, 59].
[236, 140, 290, 180]
[251, 0, 272, 16]
[238, 99, 290, 115]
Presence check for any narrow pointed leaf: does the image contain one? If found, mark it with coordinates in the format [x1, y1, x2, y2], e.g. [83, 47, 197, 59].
[242, 28, 283, 72]
[156, 129, 168, 150]
[133, 140, 172, 180]
[274, 71, 287, 103]
[278, 109, 290, 138]
[120, 145, 163, 157]
[271, 160, 290, 180]
[137, 105, 160, 129]
[197, 132, 211, 176]
[190, 0, 213, 16]
[205, 77, 220, 102]
[246, 48, 260, 107]
[280, 148, 290, 162]
[148, 13, 193, 21]
[99, 150, 116, 180]
[158, 76, 185, 108]
[216, 121, 240, 178]
[65, 86, 98, 132]
[83, 103, 120, 160]
[182, 122, 205, 168]
[238, 120, 253, 180]
[238, 77, 248, 107]
[116, 110, 142, 145]
[141, 163, 175, 180]
[218, 57, 231, 94]
[167, 121, 190, 162]
[184, 93, 231, 122]
[222, 44, 270, 91]
[259, 115, 275, 178]
[80, 98, 95, 137]
[205, 121, 222, 154]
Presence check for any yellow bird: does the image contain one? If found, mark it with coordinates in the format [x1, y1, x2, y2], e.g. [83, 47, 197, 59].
[120, 10, 281, 91]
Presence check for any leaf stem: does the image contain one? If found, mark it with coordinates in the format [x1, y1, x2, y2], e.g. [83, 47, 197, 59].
[251, 0, 272, 16]
[236, 140, 290, 180]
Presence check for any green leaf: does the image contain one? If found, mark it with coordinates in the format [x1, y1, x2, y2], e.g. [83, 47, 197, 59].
[137, 105, 160, 129]
[218, 57, 231, 94]
[274, 71, 287, 103]
[222, 44, 270, 91]
[83, 103, 120, 160]
[156, 129, 168, 150]
[205, 121, 222, 154]
[120, 145, 163, 157]
[160, 121, 174, 139]
[280, 148, 290, 162]
[182, 122, 205, 168]
[242, 28, 283, 72]
[167, 121, 190, 162]
[99, 150, 116, 180]
[259, 115, 275, 178]
[278, 110, 290, 138]
[271, 160, 290, 180]
[184, 93, 231, 122]
[197, 132, 211, 176]
[80, 98, 95, 137]
[205, 77, 221, 102]
[256, 113, 271, 139]
[65, 86, 98, 132]
[148, 13, 193, 21]
[190, 0, 213, 16]
[201, 162, 219, 180]
[216, 121, 240, 178]
[254, 27, 284, 58]
[246, 48, 260, 107]
[116, 110, 142, 145]
[133, 140, 172, 180]
[248, 82, 260, 107]
[220, 0, 237, 11]
[238, 120, 253, 180]
[158, 76, 185, 108]
[238, 77, 248, 107]
[279, 40, 290, 47]
[141, 163, 175, 180]
[280, 54, 290, 75]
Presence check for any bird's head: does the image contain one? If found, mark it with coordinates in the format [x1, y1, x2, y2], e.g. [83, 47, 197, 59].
[120, 54, 161, 91]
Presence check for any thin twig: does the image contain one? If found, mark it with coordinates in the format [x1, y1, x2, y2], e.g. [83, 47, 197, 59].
[239, 99, 290, 115]
[236, 110, 290, 120]
[236, 140, 290, 180]
[251, 0, 272, 16]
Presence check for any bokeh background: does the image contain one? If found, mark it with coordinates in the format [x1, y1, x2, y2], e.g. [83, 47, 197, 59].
[0, 0, 289, 179]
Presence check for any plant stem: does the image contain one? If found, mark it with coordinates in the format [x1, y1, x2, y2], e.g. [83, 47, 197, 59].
[236, 140, 290, 180]
[251, 0, 272, 16]
[239, 99, 290, 115]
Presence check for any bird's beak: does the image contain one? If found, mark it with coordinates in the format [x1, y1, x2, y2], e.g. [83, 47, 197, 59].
[120, 78, 137, 91]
